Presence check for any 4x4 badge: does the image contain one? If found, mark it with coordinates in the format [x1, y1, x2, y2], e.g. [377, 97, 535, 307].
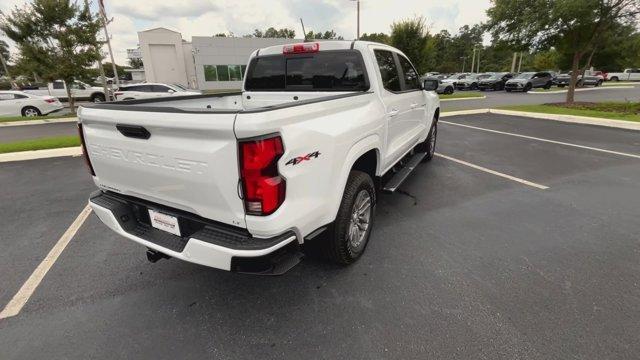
[285, 151, 321, 166]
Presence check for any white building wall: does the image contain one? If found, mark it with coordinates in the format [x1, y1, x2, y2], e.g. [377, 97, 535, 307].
[138, 27, 302, 91]
[192, 37, 301, 90]
[138, 28, 190, 88]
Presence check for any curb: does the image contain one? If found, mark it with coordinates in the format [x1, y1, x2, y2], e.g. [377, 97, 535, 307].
[440, 96, 486, 102]
[488, 109, 640, 131]
[441, 109, 490, 117]
[0, 117, 77, 127]
[527, 86, 634, 95]
[0, 146, 82, 163]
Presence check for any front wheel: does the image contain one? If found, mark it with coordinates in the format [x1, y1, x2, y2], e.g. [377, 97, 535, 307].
[610, 77, 619, 82]
[324, 171, 376, 265]
[445, 86, 454, 95]
[543, 81, 552, 89]
[416, 122, 437, 162]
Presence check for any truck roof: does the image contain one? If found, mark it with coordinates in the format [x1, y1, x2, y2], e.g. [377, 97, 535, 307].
[254, 40, 402, 57]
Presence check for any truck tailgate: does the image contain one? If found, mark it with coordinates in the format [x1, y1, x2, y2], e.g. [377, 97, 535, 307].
[79, 107, 246, 228]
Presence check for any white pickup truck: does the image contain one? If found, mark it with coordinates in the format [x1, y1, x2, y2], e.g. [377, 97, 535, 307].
[79, 41, 440, 274]
[607, 68, 640, 82]
[24, 80, 108, 102]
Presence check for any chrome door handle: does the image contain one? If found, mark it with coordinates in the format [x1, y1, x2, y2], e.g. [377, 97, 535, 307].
[388, 109, 399, 117]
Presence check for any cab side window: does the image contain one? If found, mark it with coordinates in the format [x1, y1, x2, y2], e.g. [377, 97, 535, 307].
[374, 50, 401, 92]
[397, 55, 420, 91]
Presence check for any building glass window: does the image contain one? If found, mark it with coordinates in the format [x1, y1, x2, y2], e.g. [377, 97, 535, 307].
[216, 65, 230, 81]
[229, 65, 242, 81]
[241, 65, 247, 78]
[204, 65, 218, 81]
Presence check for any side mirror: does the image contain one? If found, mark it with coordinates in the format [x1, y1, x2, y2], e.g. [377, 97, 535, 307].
[168, 89, 175, 93]
[423, 79, 439, 91]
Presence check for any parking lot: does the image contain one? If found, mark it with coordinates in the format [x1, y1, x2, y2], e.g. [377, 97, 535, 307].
[1, 113, 639, 359]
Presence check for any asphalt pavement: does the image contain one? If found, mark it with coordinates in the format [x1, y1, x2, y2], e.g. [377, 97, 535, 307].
[0, 85, 636, 142]
[1, 114, 639, 359]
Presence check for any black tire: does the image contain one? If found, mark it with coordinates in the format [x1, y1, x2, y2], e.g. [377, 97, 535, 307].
[505, 88, 512, 92]
[323, 171, 376, 265]
[610, 76, 619, 82]
[91, 93, 106, 103]
[596, 80, 603, 87]
[471, 82, 478, 90]
[416, 121, 437, 162]
[543, 81, 552, 89]
[558, 84, 565, 88]
[445, 86, 454, 95]
[21, 106, 41, 117]
[524, 83, 532, 92]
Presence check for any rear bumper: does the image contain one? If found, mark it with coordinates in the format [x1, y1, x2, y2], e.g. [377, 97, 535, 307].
[89, 191, 298, 272]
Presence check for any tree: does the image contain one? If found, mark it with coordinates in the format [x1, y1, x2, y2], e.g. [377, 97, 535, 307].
[0, 39, 10, 78]
[359, 32, 390, 44]
[128, 57, 143, 69]
[261, 27, 295, 38]
[390, 16, 431, 74]
[0, 0, 102, 113]
[305, 30, 343, 40]
[532, 50, 559, 71]
[487, 0, 640, 104]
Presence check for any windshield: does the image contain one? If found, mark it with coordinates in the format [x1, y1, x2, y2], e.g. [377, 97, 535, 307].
[515, 72, 535, 79]
[172, 83, 188, 91]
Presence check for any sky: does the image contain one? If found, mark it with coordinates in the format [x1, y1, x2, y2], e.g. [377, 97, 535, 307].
[0, 0, 492, 65]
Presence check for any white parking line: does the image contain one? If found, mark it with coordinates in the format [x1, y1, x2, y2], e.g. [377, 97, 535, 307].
[0, 205, 92, 319]
[440, 120, 640, 160]
[435, 153, 549, 190]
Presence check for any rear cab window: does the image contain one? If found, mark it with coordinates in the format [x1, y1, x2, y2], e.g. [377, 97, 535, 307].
[244, 50, 369, 92]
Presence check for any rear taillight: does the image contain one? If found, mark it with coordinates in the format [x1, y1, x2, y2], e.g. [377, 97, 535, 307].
[77, 123, 95, 176]
[114, 92, 123, 97]
[283, 42, 319, 54]
[44, 98, 56, 103]
[238, 135, 285, 216]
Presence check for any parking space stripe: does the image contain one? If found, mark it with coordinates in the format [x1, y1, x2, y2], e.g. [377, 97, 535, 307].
[0, 205, 92, 319]
[440, 120, 640, 160]
[435, 153, 549, 190]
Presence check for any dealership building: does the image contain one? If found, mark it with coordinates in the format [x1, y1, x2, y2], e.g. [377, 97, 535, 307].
[134, 27, 301, 90]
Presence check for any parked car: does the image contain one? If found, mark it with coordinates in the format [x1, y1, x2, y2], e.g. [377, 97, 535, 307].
[422, 76, 454, 95]
[478, 72, 514, 91]
[455, 73, 493, 90]
[113, 83, 201, 100]
[607, 68, 640, 82]
[79, 41, 441, 274]
[441, 73, 469, 87]
[504, 72, 553, 92]
[23, 80, 109, 102]
[554, 71, 604, 87]
[0, 90, 64, 117]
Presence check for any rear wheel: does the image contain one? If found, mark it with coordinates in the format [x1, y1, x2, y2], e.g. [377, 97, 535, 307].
[524, 83, 532, 92]
[445, 86, 454, 95]
[596, 80, 603, 87]
[91, 93, 106, 103]
[323, 171, 376, 265]
[543, 81, 552, 89]
[22, 106, 41, 117]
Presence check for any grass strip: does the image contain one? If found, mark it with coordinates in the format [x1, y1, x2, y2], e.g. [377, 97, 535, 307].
[0, 136, 80, 154]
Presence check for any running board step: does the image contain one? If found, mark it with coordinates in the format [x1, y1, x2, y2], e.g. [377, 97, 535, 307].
[382, 151, 426, 193]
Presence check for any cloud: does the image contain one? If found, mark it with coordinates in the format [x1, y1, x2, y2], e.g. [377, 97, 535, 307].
[1, 0, 493, 65]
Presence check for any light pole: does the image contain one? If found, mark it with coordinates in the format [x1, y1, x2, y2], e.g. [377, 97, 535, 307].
[350, 0, 360, 39]
[460, 56, 467, 72]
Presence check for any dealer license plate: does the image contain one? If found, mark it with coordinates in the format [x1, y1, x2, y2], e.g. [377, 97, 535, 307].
[148, 209, 181, 236]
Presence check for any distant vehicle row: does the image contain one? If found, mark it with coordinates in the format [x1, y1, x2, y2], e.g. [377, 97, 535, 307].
[21, 80, 108, 102]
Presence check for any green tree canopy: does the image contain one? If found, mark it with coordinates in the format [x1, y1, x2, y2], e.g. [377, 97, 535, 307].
[390, 16, 431, 74]
[486, 0, 640, 103]
[0, 0, 102, 111]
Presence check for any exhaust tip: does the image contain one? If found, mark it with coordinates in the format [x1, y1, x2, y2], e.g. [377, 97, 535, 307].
[146, 249, 171, 263]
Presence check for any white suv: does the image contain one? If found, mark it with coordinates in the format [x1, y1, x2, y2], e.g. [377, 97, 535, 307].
[113, 83, 201, 101]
